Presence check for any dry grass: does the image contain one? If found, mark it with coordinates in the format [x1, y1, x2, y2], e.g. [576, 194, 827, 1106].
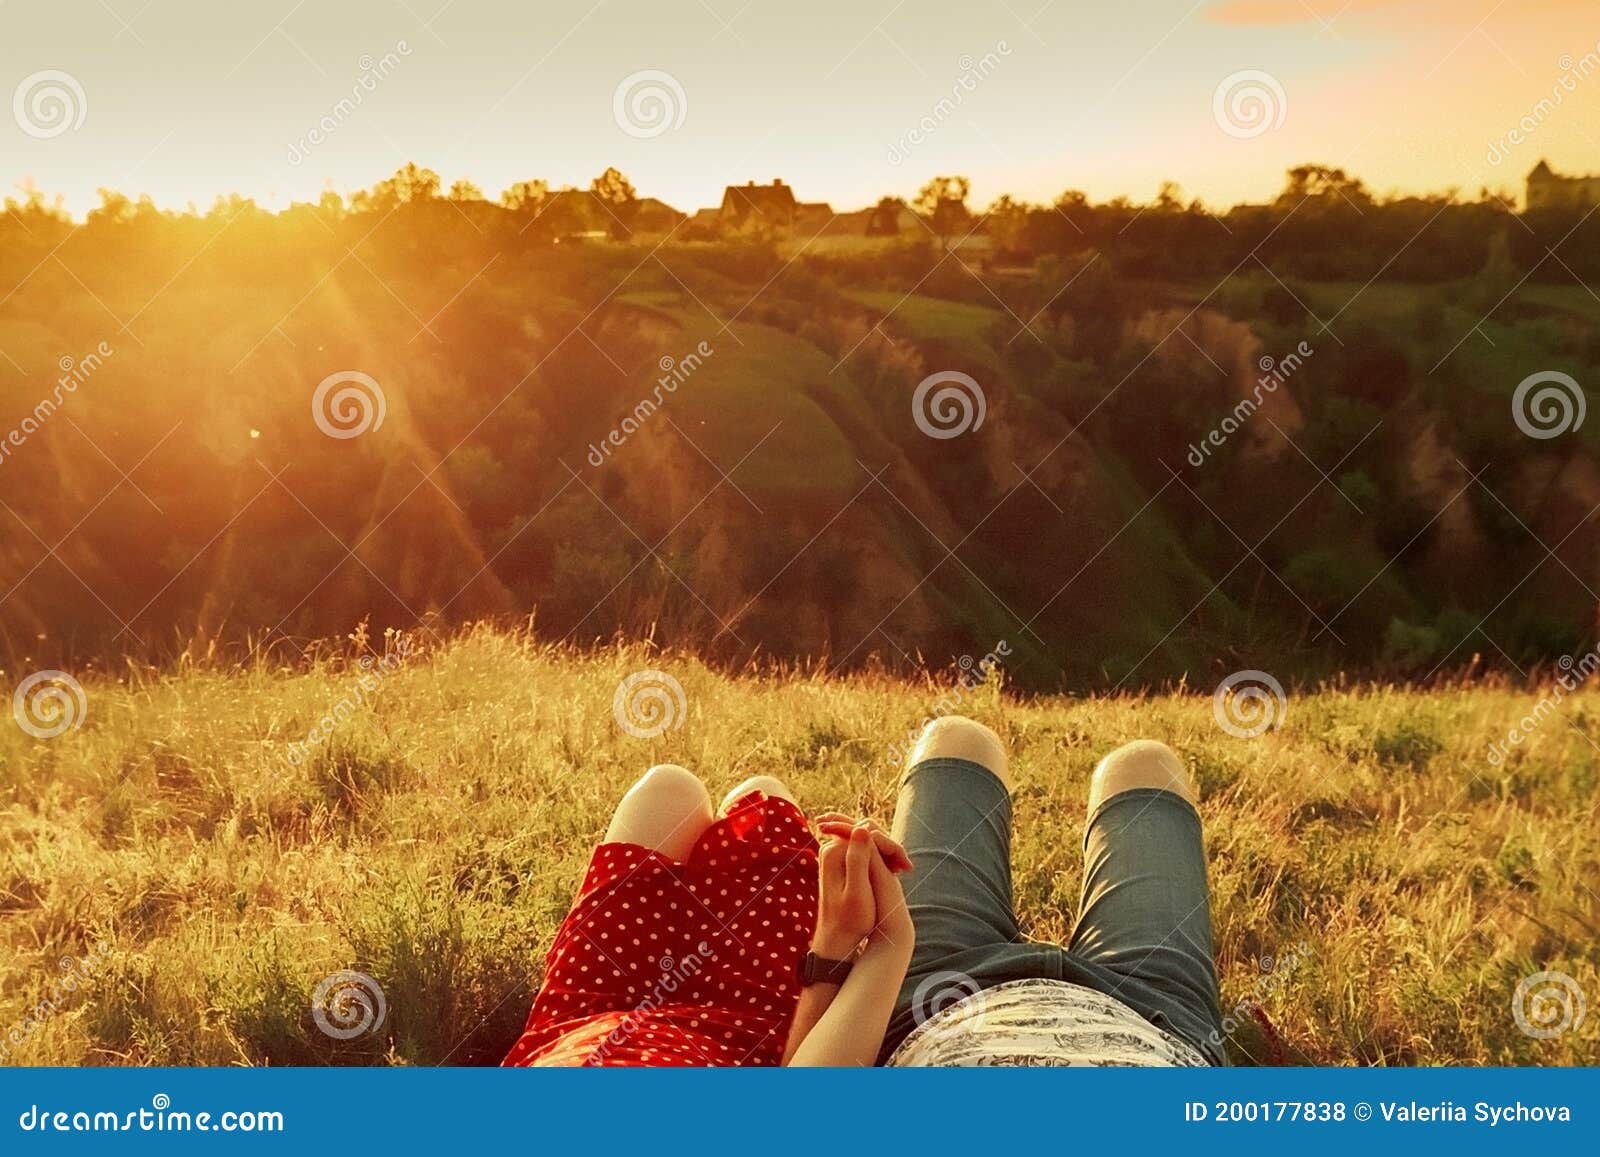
[1, 627, 1596, 1066]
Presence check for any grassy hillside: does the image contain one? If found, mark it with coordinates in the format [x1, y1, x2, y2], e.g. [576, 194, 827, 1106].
[2, 628, 1595, 1066]
[5, 194, 1599, 689]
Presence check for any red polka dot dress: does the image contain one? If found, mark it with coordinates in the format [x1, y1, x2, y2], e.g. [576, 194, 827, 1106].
[503, 791, 819, 1067]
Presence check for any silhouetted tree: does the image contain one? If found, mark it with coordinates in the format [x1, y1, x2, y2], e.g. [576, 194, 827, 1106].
[986, 194, 1031, 256]
[866, 196, 907, 236]
[915, 175, 971, 249]
[1276, 164, 1372, 210]
[350, 163, 441, 213]
[500, 179, 549, 211]
[589, 167, 639, 239]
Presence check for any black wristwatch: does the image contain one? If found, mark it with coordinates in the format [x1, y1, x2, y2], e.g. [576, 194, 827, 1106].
[798, 951, 854, 986]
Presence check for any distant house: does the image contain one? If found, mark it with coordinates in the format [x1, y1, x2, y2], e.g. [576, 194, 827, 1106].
[717, 179, 832, 236]
[535, 188, 606, 237]
[632, 197, 686, 235]
[865, 198, 923, 237]
[823, 208, 875, 235]
[860, 196, 988, 255]
[949, 230, 994, 257]
[1527, 160, 1600, 210]
[793, 201, 833, 233]
[533, 189, 685, 241]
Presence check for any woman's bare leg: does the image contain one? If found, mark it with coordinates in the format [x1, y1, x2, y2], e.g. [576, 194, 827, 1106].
[719, 774, 795, 816]
[604, 764, 714, 861]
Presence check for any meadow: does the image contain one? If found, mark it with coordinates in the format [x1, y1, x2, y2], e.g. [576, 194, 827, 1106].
[2, 627, 1595, 1066]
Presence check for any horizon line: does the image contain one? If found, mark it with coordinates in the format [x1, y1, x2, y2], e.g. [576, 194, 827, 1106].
[7, 155, 1589, 224]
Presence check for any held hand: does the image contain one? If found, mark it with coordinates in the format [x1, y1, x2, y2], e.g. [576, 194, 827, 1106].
[785, 824, 918, 1067]
[813, 814, 912, 873]
[813, 823, 886, 959]
[866, 841, 915, 954]
[817, 817, 913, 953]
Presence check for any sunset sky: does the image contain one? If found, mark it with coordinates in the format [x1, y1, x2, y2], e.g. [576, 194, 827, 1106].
[4, 0, 1597, 217]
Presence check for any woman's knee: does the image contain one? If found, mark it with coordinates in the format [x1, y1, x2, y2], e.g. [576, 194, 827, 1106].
[1088, 740, 1197, 813]
[907, 716, 1012, 792]
[719, 774, 794, 815]
[630, 762, 711, 805]
[605, 764, 714, 859]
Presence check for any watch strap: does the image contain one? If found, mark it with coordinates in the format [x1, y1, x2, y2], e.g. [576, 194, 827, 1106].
[799, 951, 854, 986]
